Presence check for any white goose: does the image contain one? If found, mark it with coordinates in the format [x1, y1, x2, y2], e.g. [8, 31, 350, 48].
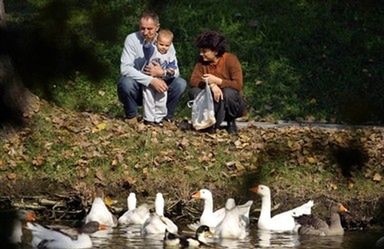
[118, 192, 150, 226]
[27, 221, 107, 249]
[85, 196, 118, 227]
[250, 184, 314, 232]
[141, 193, 178, 235]
[191, 189, 226, 228]
[215, 198, 251, 239]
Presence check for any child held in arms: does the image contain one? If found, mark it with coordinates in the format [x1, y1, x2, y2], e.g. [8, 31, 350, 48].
[142, 29, 179, 126]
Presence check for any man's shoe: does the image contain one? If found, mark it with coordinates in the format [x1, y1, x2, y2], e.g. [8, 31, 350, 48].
[144, 120, 164, 128]
[143, 120, 154, 126]
[155, 121, 164, 127]
[163, 117, 178, 130]
[163, 117, 174, 123]
[125, 116, 140, 126]
[226, 120, 238, 134]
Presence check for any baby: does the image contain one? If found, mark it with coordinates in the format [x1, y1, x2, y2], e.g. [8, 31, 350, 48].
[142, 29, 178, 126]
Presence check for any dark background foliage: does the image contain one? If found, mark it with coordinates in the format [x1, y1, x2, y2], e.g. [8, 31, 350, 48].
[3, 0, 384, 124]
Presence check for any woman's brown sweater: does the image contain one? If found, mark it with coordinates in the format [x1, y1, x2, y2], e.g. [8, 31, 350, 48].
[190, 52, 243, 92]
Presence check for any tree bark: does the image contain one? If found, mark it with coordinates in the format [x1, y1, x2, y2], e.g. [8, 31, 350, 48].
[0, 0, 36, 127]
[0, 0, 5, 28]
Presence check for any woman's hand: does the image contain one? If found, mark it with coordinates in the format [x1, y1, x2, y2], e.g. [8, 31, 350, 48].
[202, 74, 222, 85]
[210, 84, 223, 102]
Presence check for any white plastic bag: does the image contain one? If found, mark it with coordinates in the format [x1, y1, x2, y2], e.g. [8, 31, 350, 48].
[188, 82, 216, 130]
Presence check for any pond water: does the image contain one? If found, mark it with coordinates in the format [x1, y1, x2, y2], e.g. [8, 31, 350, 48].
[20, 222, 383, 249]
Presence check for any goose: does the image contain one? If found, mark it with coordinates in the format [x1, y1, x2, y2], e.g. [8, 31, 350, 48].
[141, 193, 178, 235]
[118, 192, 150, 226]
[250, 184, 314, 232]
[85, 196, 118, 227]
[191, 189, 226, 228]
[215, 198, 251, 239]
[26, 221, 107, 249]
[295, 203, 349, 236]
[164, 225, 213, 248]
[0, 209, 36, 245]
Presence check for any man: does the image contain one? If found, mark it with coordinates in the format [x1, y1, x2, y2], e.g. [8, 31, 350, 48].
[117, 11, 186, 123]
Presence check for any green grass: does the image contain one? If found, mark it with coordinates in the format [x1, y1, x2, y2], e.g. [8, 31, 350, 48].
[6, 0, 384, 124]
[1, 100, 384, 226]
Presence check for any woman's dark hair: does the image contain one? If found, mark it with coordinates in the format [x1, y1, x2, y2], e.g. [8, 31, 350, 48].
[195, 31, 227, 57]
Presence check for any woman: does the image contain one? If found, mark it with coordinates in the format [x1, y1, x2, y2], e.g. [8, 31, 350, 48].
[190, 31, 246, 133]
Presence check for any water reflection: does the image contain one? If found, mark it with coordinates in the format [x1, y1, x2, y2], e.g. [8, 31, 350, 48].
[123, 226, 164, 249]
[217, 237, 252, 248]
[257, 230, 300, 248]
[19, 222, 383, 249]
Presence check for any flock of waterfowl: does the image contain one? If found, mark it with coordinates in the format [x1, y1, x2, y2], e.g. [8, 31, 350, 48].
[4, 184, 382, 248]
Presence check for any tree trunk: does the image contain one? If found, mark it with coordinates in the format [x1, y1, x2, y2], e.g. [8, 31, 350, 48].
[0, 0, 5, 28]
[0, 0, 36, 127]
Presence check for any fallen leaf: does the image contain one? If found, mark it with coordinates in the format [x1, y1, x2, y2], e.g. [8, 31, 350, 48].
[98, 90, 105, 96]
[32, 156, 45, 167]
[307, 156, 317, 164]
[225, 161, 245, 171]
[328, 182, 338, 190]
[104, 196, 114, 207]
[95, 170, 105, 181]
[111, 159, 118, 166]
[92, 122, 107, 133]
[6, 173, 17, 180]
[373, 173, 382, 182]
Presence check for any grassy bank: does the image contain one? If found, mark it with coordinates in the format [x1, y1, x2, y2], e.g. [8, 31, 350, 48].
[1, 97, 383, 228]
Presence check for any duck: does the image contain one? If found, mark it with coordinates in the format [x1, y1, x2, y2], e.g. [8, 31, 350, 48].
[26, 221, 107, 249]
[164, 225, 213, 248]
[141, 193, 178, 235]
[295, 203, 349, 236]
[250, 184, 314, 232]
[85, 193, 118, 227]
[0, 209, 36, 245]
[118, 192, 150, 226]
[191, 189, 226, 228]
[215, 198, 252, 239]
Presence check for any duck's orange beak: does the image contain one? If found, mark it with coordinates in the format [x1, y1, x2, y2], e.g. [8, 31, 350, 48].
[339, 204, 350, 214]
[26, 211, 36, 222]
[249, 185, 259, 193]
[98, 224, 109, 231]
[191, 191, 200, 199]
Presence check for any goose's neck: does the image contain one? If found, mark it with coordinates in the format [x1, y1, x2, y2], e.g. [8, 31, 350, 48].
[128, 196, 137, 211]
[329, 212, 342, 230]
[203, 197, 214, 214]
[155, 199, 164, 216]
[259, 195, 271, 220]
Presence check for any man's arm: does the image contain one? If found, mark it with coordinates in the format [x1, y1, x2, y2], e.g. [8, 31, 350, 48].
[120, 34, 153, 87]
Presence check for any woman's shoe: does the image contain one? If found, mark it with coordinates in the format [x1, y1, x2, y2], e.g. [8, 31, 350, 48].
[226, 120, 238, 134]
[200, 125, 216, 134]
